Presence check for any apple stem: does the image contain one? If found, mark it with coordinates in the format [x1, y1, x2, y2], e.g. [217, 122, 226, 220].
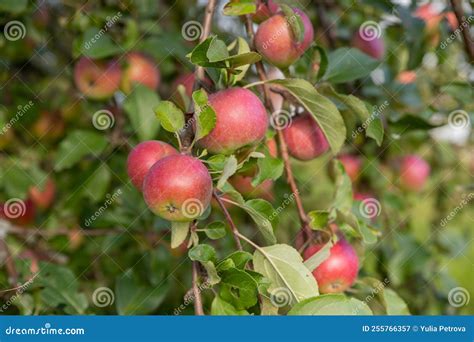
[242, 15, 312, 245]
[212, 191, 244, 251]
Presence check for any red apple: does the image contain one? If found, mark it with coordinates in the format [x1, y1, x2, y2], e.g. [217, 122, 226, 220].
[127, 140, 178, 190]
[398, 155, 430, 192]
[352, 31, 384, 60]
[121, 52, 160, 93]
[143, 154, 213, 221]
[255, 8, 314, 68]
[74, 57, 121, 100]
[229, 175, 274, 201]
[0, 198, 36, 226]
[304, 239, 359, 294]
[339, 154, 362, 182]
[198, 88, 268, 154]
[282, 113, 329, 161]
[29, 178, 56, 210]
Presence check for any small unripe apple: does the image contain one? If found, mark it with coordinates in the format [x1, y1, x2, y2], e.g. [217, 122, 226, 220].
[251, 0, 280, 24]
[74, 57, 121, 100]
[121, 52, 160, 93]
[143, 154, 212, 222]
[339, 154, 362, 182]
[198, 88, 268, 154]
[352, 31, 384, 60]
[304, 239, 359, 294]
[127, 140, 178, 190]
[229, 175, 274, 201]
[29, 178, 56, 210]
[283, 113, 329, 161]
[255, 8, 314, 68]
[398, 155, 430, 192]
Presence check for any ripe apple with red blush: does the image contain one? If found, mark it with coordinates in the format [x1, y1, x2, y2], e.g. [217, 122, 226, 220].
[127, 140, 178, 190]
[398, 155, 430, 192]
[283, 113, 329, 161]
[304, 238, 359, 294]
[339, 154, 362, 182]
[29, 178, 56, 210]
[352, 30, 384, 60]
[143, 154, 212, 222]
[121, 52, 160, 93]
[229, 176, 274, 201]
[255, 7, 314, 68]
[198, 88, 268, 154]
[74, 57, 121, 100]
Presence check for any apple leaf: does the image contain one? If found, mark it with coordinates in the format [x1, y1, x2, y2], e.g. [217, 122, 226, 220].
[308, 210, 330, 231]
[217, 155, 238, 189]
[223, 0, 256, 16]
[237, 199, 277, 245]
[189, 244, 221, 285]
[154, 100, 185, 133]
[211, 295, 249, 315]
[123, 84, 161, 141]
[260, 78, 346, 154]
[324, 48, 378, 84]
[202, 221, 227, 240]
[288, 294, 373, 315]
[253, 244, 319, 307]
[332, 160, 353, 212]
[170, 221, 189, 249]
[192, 89, 217, 141]
[303, 240, 332, 272]
[280, 4, 305, 44]
[220, 268, 259, 309]
[252, 156, 284, 187]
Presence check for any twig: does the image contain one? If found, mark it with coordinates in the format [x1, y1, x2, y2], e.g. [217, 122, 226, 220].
[192, 261, 204, 315]
[212, 190, 243, 251]
[450, 0, 474, 64]
[242, 15, 312, 244]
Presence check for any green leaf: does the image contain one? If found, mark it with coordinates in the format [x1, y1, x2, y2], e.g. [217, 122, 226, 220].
[81, 164, 112, 203]
[189, 244, 221, 284]
[211, 295, 249, 315]
[116, 270, 168, 315]
[260, 79, 346, 154]
[383, 288, 410, 315]
[328, 87, 383, 146]
[239, 199, 277, 245]
[304, 241, 332, 272]
[288, 294, 373, 315]
[281, 4, 305, 43]
[192, 89, 217, 141]
[217, 155, 238, 189]
[123, 84, 161, 141]
[79, 28, 123, 59]
[313, 45, 329, 81]
[252, 156, 284, 187]
[220, 251, 253, 270]
[220, 268, 259, 309]
[324, 48, 378, 84]
[308, 210, 330, 231]
[332, 160, 353, 213]
[154, 100, 185, 133]
[337, 210, 378, 244]
[202, 221, 227, 240]
[171, 221, 189, 248]
[54, 130, 108, 171]
[207, 38, 229, 62]
[389, 114, 440, 134]
[223, 0, 256, 16]
[253, 244, 319, 306]
[228, 38, 255, 84]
